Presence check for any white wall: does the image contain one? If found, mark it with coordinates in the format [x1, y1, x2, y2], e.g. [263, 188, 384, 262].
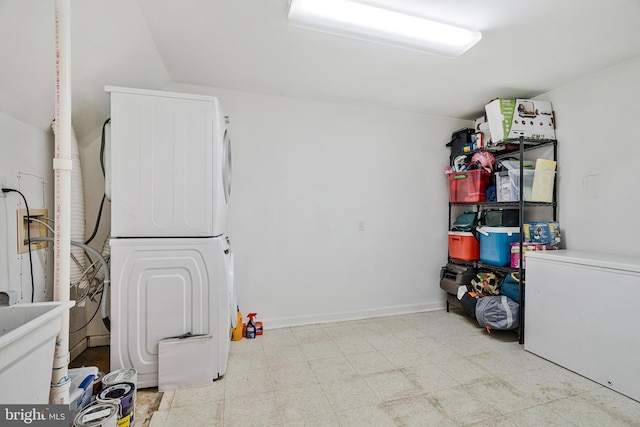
[0, 113, 54, 302]
[160, 84, 469, 327]
[543, 56, 640, 257]
[8, 55, 640, 335]
[0, 113, 95, 352]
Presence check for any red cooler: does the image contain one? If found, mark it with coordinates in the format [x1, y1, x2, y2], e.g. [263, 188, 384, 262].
[448, 231, 480, 261]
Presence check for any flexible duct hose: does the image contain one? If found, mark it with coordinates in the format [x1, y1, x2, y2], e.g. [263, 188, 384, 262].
[27, 237, 110, 330]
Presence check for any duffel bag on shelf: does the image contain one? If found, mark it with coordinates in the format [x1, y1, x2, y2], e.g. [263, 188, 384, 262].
[499, 272, 524, 303]
[475, 295, 520, 333]
[470, 271, 504, 296]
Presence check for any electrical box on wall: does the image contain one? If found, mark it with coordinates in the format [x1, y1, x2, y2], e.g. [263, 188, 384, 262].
[16, 209, 48, 254]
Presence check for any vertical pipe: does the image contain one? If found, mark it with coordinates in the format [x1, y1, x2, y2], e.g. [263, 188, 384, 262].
[50, 0, 72, 405]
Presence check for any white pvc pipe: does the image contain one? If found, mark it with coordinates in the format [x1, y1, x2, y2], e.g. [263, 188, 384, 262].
[51, 123, 86, 286]
[50, 0, 72, 405]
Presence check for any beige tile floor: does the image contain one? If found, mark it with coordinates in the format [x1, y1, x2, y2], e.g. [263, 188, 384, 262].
[147, 310, 640, 426]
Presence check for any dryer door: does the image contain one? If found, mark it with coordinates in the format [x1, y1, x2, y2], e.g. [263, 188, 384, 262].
[222, 126, 232, 203]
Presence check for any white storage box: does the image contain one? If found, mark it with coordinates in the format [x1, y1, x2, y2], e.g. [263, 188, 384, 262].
[495, 169, 534, 202]
[69, 366, 99, 420]
[485, 98, 556, 143]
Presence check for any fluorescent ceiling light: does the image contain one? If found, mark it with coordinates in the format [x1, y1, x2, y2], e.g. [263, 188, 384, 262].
[287, 0, 482, 58]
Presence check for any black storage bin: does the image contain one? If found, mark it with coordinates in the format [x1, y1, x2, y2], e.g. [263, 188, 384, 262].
[447, 128, 475, 157]
[479, 209, 519, 227]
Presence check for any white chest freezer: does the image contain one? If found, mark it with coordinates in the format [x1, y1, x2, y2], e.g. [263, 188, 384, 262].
[525, 250, 640, 402]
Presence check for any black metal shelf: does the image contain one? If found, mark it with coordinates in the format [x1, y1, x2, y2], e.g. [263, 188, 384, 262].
[446, 135, 558, 346]
[450, 138, 557, 163]
[450, 201, 556, 208]
[447, 258, 519, 275]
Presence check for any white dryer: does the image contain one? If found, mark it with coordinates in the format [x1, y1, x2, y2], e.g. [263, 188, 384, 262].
[105, 86, 231, 238]
[110, 236, 233, 388]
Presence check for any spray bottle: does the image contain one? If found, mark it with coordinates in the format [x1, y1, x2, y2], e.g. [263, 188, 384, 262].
[231, 306, 243, 341]
[245, 313, 257, 339]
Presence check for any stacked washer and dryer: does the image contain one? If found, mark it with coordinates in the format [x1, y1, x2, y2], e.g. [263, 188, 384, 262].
[105, 86, 236, 388]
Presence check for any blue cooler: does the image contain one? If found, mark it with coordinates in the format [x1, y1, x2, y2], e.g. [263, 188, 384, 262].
[477, 226, 520, 266]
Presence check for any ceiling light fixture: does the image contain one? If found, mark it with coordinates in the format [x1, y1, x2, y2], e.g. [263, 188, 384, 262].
[287, 0, 482, 58]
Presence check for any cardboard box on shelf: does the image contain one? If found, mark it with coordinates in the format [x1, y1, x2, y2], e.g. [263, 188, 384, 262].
[485, 98, 556, 143]
[523, 221, 561, 246]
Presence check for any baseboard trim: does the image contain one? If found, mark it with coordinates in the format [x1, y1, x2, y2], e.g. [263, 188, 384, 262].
[261, 302, 445, 330]
[88, 334, 110, 347]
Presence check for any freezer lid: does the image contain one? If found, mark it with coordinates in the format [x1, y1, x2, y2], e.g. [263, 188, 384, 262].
[526, 250, 640, 274]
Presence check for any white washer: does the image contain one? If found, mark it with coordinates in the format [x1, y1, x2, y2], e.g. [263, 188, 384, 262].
[219, 235, 235, 375]
[105, 86, 231, 238]
[110, 237, 232, 388]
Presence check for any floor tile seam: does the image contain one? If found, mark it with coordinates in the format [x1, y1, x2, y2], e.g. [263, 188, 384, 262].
[577, 384, 640, 408]
[314, 371, 379, 406]
[299, 344, 343, 363]
[223, 385, 277, 401]
[547, 387, 616, 405]
[573, 390, 640, 426]
[271, 388, 335, 422]
[502, 365, 604, 400]
[330, 337, 378, 355]
[416, 368, 467, 395]
[341, 348, 385, 367]
[460, 379, 541, 416]
[269, 374, 329, 393]
[368, 367, 448, 397]
[307, 356, 369, 392]
[169, 391, 227, 409]
[457, 350, 505, 369]
[402, 366, 463, 393]
[379, 344, 440, 367]
[499, 364, 551, 382]
[420, 389, 473, 426]
[323, 395, 373, 415]
[279, 408, 334, 424]
[378, 393, 445, 426]
[269, 361, 320, 391]
[426, 356, 487, 386]
[511, 397, 598, 425]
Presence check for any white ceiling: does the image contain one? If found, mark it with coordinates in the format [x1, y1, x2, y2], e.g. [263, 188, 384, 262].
[2, 0, 640, 145]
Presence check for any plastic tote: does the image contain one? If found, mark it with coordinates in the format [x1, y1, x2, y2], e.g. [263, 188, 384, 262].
[477, 226, 520, 266]
[447, 170, 490, 203]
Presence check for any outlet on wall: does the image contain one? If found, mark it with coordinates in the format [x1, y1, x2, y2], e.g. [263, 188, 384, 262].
[16, 208, 49, 254]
